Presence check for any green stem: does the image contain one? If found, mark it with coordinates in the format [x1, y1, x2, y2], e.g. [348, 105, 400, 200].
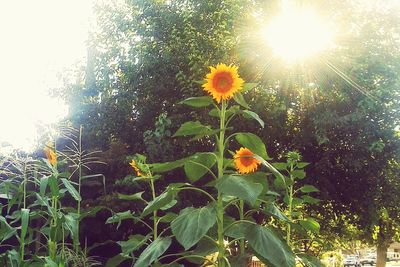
[217, 100, 227, 267]
[239, 200, 245, 256]
[286, 163, 294, 246]
[76, 124, 83, 252]
[21, 162, 27, 262]
[150, 178, 157, 240]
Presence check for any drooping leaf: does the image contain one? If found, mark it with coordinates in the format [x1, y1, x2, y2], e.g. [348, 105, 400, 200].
[299, 218, 320, 233]
[184, 152, 217, 182]
[61, 178, 81, 201]
[142, 185, 183, 217]
[106, 210, 135, 229]
[180, 96, 214, 107]
[233, 92, 249, 109]
[118, 234, 150, 256]
[171, 206, 216, 250]
[245, 225, 295, 267]
[264, 203, 290, 223]
[242, 110, 264, 128]
[173, 121, 212, 137]
[235, 133, 271, 160]
[64, 213, 80, 246]
[118, 191, 145, 201]
[105, 254, 130, 267]
[150, 157, 188, 173]
[0, 216, 16, 242]
[216, 175, 263, 205]
[20, 208, 30, 242]
[133, 237, 171, 267]
[299, 185, 319, 193]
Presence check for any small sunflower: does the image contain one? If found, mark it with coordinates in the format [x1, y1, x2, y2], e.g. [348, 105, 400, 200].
[129, 159, 142, 177]
[44, 142, 57, 167]
[234, 147, 260, 174]
[202, 63, 244, 103]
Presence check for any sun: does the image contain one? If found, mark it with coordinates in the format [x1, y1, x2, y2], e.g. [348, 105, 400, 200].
[261, 6, 334, 62]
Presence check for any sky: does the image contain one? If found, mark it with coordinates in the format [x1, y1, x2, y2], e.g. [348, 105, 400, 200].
[0, 0, 94, 151]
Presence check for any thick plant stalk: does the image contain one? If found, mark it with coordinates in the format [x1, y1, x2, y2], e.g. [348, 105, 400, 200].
[75, 125, 83, 252]
[217, 100, 227, 267]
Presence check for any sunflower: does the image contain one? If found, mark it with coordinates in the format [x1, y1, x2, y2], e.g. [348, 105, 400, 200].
[202, 63, 244, 103]
[44, 142, 57, 167]
[234, 147, 260, 174]
[129, 159, 142, 177]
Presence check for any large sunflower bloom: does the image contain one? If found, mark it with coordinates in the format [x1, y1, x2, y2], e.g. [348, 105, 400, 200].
[202, 63, 244, 103]
[44, 142, 57, 167]
[129, 159, 142, 177]
[234, 147, 260, 174]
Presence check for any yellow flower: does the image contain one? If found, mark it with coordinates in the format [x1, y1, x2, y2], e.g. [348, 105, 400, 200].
[202, 63, 244, 103]
[129, 159, 142, 177]
[202, 252, 218, 267]
[44, 142, 57, 167]
[234, 147, 260, 174]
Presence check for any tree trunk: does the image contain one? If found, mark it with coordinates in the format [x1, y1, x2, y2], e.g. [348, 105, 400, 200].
[376, 242, 389, 267]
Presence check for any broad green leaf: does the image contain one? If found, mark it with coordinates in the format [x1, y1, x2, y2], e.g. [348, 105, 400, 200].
[245, 172, 269, 194]
[302, 195, 320, 204]
[272, 163, 288, 171]
[118, 234, 149, 256]
[225, 221, 251, 239]
[64, 213, 79, 246]
[216, 175, 263, 205]
[142, 186, 180, 217]
[160, 199, 177, 210]
[20, 208, 29, 241]
[297, 254, 325, 267]
[241, 82, 258, 93]
[151, 157, 188, 173]
[158, 212, 178, 223]
[233, 92, 249, 109]
[291, 170, 306, 179]
[133, 237, 171, 267]
[229, 255, 249, 267]
[171, 206, 216, 250]
[40, 176, 49, 196]
[264, 203, 290, 223]
[61, 178, 81, 201]
[48, 175, 59, 198]
[296, 162, 310, 169]
[173, 121, 212, 137]
[245, 225, 295, 267]
[118, 191, 145, 201]
[208, 108, 219, 117]
[235, 133, 271, 160]
[242, 110, 264, 128]
[299, 218, 320, 233]
[106, 210, 135, 229]
[180, 96, 214, 107]
[299, 185, 319, 193]
[105, 254, 130, 267]
[184, 152, 217, 182]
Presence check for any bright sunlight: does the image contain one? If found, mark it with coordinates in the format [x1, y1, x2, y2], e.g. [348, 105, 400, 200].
[261, 5, 334, 62]
[0, 1, 94, 151]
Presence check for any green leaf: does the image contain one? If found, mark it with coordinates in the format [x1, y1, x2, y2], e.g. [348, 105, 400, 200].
[299, 218, 320, 233]
[242, 110, 264, 128]
[118, 234, 150, 256]
[216, 175, 263, 205]
[264, 203, 290, 223]
[272, 163, 288, 171]
[0, 216, 16, 242]
[61, 178, 81, 201]
[297, 253, 325, 267]
[106, 211, 135, 229]
[180, 96, 214, 107]
[40, 176, 49, 196]
[296, 162, 310, 169]
[302, 195, 320, 204]
[158, 212, 178, 223]
[64, 213, 79, 247]
[225, 221, 251, 239]
[118, 191, 145, 201]
[48, 175, 59, 198]
[291, 170, 306, 179]
[245, 225, 295, 267]
[20, 208, 29, 242]
[235, 133, 271, 160]
[241, 82, 258, 93]
[209, 108, 219, 117]
[105, 254, 130, 267]
[184, 152, 217, 182]
[151, 157, 188, 173]
[233, 92, 249, 109]
[171, 206, 216, 250]
[299, 185, 319, 193]
[142, 186, 180, 217]
[133, 237, 171, 267]
[173, 121, 212, 137]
